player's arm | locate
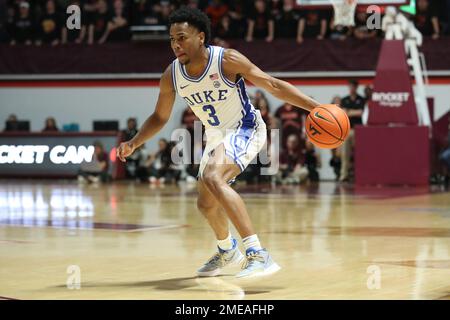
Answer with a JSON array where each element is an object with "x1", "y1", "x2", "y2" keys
[
  {"x1": 222, "y1": 49, "x2": 320, "y2": 113},
  {"x1": 117, "y1": 65, "x2": 175, "y2": 162}
]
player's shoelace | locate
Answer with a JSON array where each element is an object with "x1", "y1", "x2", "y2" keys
[{"x1": 244, "y1": 251, "x2": 265, "y2": 268}]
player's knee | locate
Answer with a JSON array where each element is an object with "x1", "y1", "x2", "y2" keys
[{"x1": 202, "y1": 169, "x2": 223, "y2": 191}]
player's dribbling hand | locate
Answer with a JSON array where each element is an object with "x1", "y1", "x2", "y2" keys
[{"x1": 116, "y1": 141, "x2": 135, "y2": 162}]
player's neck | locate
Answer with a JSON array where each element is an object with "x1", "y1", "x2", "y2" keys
[{"x1": 184, "y1": 46, "x2": 210, "y2": 78}]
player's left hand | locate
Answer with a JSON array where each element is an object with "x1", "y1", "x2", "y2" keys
[{"x1": 116, "y1": 141, "x2": 135, "y2": 162}]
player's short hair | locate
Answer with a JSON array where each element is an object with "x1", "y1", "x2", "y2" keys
[
  {"x1": 168, "y1": 6, "x2": 211, "y2": 46},
  {"x1": 349, "y1": 79, "x2": 359, "y2": 87}
]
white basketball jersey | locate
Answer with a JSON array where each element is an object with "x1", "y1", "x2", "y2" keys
[{"x1": 171, "y1": 45, "x2": 258, "y2": 131}]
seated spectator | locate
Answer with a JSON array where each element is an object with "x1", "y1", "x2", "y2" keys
[
  {"x1": 78, "y1": 140, "x2": 109, "y2": 183},
  {"x1": 10, "y1": 1, "x2": 35, "y2": 45},
  {"x1": 297, "y1": 8, "x2": 328, "y2": 43},
  {"x1": 415, "y1": 0, "x2": 440, "y2": 38},
  {"x1": 42, "y1": 117, "x2": 59, "y2": 131},
  {"x1": 274, "y1": 102, "x2": 307, "y2": 148},
  {"x1": 122, "y1": 117, "x2": 138, "y2": 141},
  {"x1": 36, "y1": 0, "x2": 63, "y2": 46},
  {"x1": 275, "y1": 0, "x2": 300, "y2": 39},
  {"x1": 246, "y1": 0, "x2": 274, "y2": 42},
  {"x1": 275, "y1": 134, "x2": 308, "y2": 185},
  {"x1": 4, "y1": 114, "x2": 19, "y2": 131},
  {"x1": 98, "y1": 0, "x2": 129, "y2": 43},
  {"x1": 145, "y1": 138, "x2": 180, "y2": 184},
  {"x1": 122, "y1": 118, "x2": 141, "y2": 178},
  {"x1": 304, "y1": 140, "x2": 320, "y2": 182}
]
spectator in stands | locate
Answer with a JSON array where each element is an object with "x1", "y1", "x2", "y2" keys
[
  {"x1": 339, "y1": 79, "x2": 366, "y2": 182},
  {"x1": 62, "y1": 0, "x2": 86, "y2": 44},
  {"x1": 42, "y1": 117, "x2": 59, "y2": 131},
  {"x1": 36, "y1": 0, "x2": 63, "y2": 46},
  {"x1": 1, "y1": 2, "x2": 14, "y2": 43},
  {"x1": 214, "y1": 14, "x2": 240, "y2": 45},
  {"x1": 276, "y1": 134, "x2": 308, "y2": 184},
  {"x1": 78, "y1": 140, "x2": 109, "y2": 183},
  {"x1": 122, "y1": 117, "x2": 140, "y2": 178},
  {"x1": 274, "y1": 102, "x2": 307, "y2": 148},
  {"x1": 353, "y1": 7, "x2": 377, "y2": 39},
  {"x1": 122, "y1": 117, "x2": 138, "y2": 141},
  {"x1": 145, "y1": 138, "x2": 179, "y2": 184},
  {"x1": 180, "y1": 106, "x2": 200, "y2": 174},
  {"x1": 445, "y1": 0, "x2": 450, "y2": 35},
  {"x1": 415, "y1": 0, "x2": 440, "y2": 38},
  {"x1": 246, "y1": 0, "x2": 274, "y2": 42},
  {"x1": 275, "y1": 0, "x2": 300, "y2": 39},
  {"x1": 297, "y1": 7, "x2": 328, "y2": 43},
  {"x1": 226, "y1": 0, "x2": 247, "y2": 38},
  {"x1": 206, "y1": 0, "x2": 228, "y2": 36},
  {"x1": 10, "y1": 1, "x2": 34, "y2": 45},
  {"x1": 4, "y1": 114, "x2": 19, "y2": 131},
  {"x1": 255, "y1": 96, "x2": 274, "y2": 131},
  {"x1": 156, "y1": 1, "x2": 172, "y2": 26},
  {"x1": 328, "y1": 8, "x2": 352, "y2": 41},
  {"x1": 87, "y1": 0, "x2": 110, "y2": 45},
  {"x1": 131, "y1": 0, "x2": 152, "y2": 25},
  {"x1": 98, "y1": 0, "x2": 129, "y2": 43},
  {"x1": 304, "y1": 140, "x2": 320, "y2": 182}
]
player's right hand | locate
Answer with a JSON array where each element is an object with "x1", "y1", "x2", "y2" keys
[{"x1": 116, "y1": 141, "x2": 135, "y2": 162}]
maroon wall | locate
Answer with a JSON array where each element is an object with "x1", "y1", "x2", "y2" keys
[{"x1": 355, "y1": 126, "x2": 430, "y2": 186}]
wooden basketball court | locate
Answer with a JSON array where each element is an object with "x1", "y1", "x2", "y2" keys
[{"x1": 0, "y1": 180, "x2": 449, "y2": 300}]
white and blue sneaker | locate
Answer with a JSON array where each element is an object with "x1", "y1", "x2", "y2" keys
[
  {"x1": 197, "y1": 238, "x2": 245, "y2": 277},
  {"x1": 236, "y1": 248, "x2": 281, "y2": 278}
]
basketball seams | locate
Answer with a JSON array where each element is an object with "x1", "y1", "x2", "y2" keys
[
  {"x1": 316, "y1": 106, "x2": 343, "y2": 139},
  {"x1": 308, "y1": 115, "x2": 343, "y2": 142},
  {"x1": 305, "y1": 127, "x2": 342, "y2": 148}
]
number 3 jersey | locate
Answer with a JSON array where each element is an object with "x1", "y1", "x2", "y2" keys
[
  {"x1": 171, "y1": 45, "x2": 260, "y2": 131},
  {"x1": 171, "y1": 45, "x2": 267, "y2": 173}
]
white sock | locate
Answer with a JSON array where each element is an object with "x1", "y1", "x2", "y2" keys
[
  {"x1": 242, "y1": 234, "x2": 262, "y2": 252},
  {"x1": 217, "y1": 232, "x2": 234, "y2": 251}
]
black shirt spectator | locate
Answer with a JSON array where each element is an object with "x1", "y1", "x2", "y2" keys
[
  {"x1": 38, "y1": 0, "x2": 63, "y2": 45},
  {"x1": 246, "y1": 0, "x2": 274, "y2": 42},
  {"x1": 275, "y1": 0, "x2": 300, "y2": 38},
  {"x1": 415, "y1": 0, "x2": 440, "y2": 37},
  {"x1": 298, "y1": 9, "x2": 328, "y2": 41},
  {"x1": 10, "y1": 1, "x2": 35, "y2": 45},
  {"x1": 341, "y1": 80, "x2": 366, "y2": 128},
  {"x1": 87, "y1": 0, "x2": 111, "y2": 44},
  {"x1": 122, "y1": 118, "x2": 138, "y2": 141}
]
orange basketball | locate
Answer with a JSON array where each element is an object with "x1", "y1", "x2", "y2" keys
[{"x1": 305, "y1": 104, "x2": 350, "y2": 149}]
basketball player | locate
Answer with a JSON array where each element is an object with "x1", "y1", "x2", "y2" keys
[{"x1": 116, "y1": 7, "x2": 320, "y2": 278}]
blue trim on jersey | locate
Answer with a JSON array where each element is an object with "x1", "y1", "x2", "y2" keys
[
  {"x1": 218, "y1": 48, "x2": 235, "y2": 88},
  {"x1": 223, "y1": 78, "x2": 261, "y2": 170},
  {"x1": 171, "y1": 61, "x2": 178, "y2": 95},
  {"x1": 179, "y1": 46, "x2": 214, "y2": 82}
]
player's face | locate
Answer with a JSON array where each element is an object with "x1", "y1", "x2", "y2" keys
[{"x1": 170, "y1": 22, "x2": 205, "y2": 65}]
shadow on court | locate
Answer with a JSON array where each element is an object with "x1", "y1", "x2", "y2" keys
[{"x1": 51, "y1": 275, "x2": 283, "y2": 297}]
